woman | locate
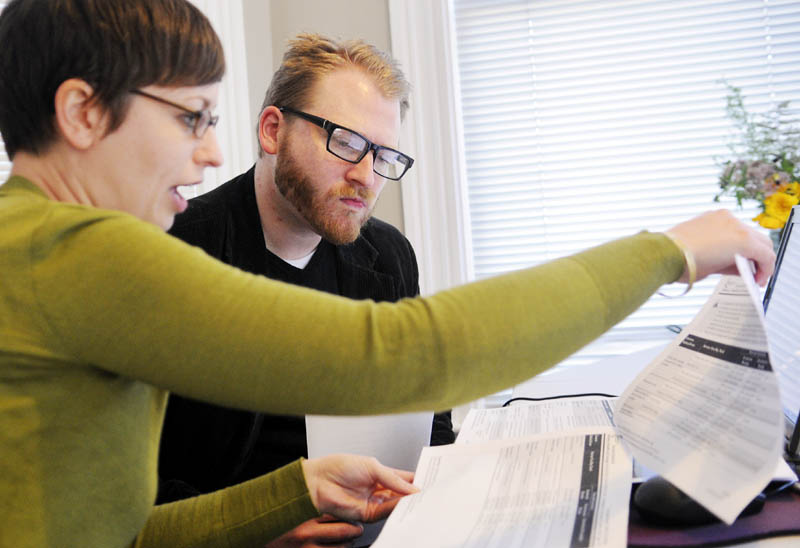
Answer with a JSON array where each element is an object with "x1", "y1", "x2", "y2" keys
[{"x1": 0, "y1": 1, "x2": 775, "y2": 547}]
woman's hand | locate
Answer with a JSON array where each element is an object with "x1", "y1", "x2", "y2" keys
[
  {"x1": 665, "y1": 209, "x2": 776, "y2": 286},
  {"x1": 301, "y1": 454, "x2": 418, "y2": 524}
]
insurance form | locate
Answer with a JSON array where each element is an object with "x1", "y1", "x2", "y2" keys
[
  {"x1": 372, "y1": 429, "x2": 631, "y2": 548},
  {"x1": 615, "y1": 257, "x2": 784, "y2": 524},
  {"x1": 457, "y1": 399, "x2": 615, "y2": 444}
]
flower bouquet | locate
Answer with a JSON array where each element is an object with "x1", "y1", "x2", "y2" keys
[{"x1": 714, "y1": 83, "x2": 800, "y2": 232}]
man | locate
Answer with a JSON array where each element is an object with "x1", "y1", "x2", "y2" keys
[{"x1": 157, "y1": 33, "x2": 454, "y2": 547}]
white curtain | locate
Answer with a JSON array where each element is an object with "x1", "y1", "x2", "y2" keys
[{"x1": 186, "y1": 0, "x2": 255, "y2": 196}]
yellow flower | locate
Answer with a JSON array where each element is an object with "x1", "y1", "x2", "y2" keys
[
  {"x1": 765, "y1": 191, "x2": 799, "y2": 216},
  {"x1": 754, "y1": 191, "x2": 800, "y2": 228},
  {"x1": 753, "y1": 212, "x2": 784, "y2": 229},
  {"x1": 778, "y1": 181, "x2": 800, "y2": 196}
]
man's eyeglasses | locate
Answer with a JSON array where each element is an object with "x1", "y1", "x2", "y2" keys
[
  {"x1": 279, "y1": 107, "x2": 414, "y2": 181},
  {"x1": 130, "y1": 89, "x2": 219, "y2": 138}
]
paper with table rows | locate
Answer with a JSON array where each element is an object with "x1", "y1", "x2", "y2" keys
[
  {"x1": 615, "y1": 257, "x2": 784, "y2": 525},
  {"x1": 456, "y1": 398, "x2": 659, "y2": 481},
  {"x1": 372, "y1": 429, "x2": 631, "y2": 548}
]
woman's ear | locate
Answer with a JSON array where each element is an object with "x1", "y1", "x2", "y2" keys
[
  {"x1": 257, "y1": 106, "x2": 282, "y2": 156},
  {"x1": 53, "y1": 78, "x2": 108, "y2": 150}
]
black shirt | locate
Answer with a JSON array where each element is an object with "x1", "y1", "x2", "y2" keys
[{"x1": 157, "y1": 166, "x2": 454, "y2": 503}]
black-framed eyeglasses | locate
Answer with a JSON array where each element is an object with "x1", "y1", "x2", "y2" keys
[
  {"x1": 130, "y1": 89, "x2": 219, "y2": 138},
  {"x1": 279, "y1": 107, "x2": 414, "y2": 181}
]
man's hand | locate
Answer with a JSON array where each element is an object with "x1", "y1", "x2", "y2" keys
[
  {"x1": 264, "y1": 515, "x2": 363, "y2": 548},
  {"x1": 301, "y1": 454, "x2": 417, "y2": 523}
]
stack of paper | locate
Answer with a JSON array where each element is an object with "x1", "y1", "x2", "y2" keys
[{"x1": 372, "y1": 257, "x2": 787, "y2": 545}]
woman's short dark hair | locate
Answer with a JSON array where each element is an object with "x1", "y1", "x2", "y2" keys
[{"x1": 0, "y1": 0, "x2": 225, "y2": 159}]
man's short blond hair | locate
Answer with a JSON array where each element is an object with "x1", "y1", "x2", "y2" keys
[{"x1": 262, "y1": 33, "x2": 410, "y2": 121}]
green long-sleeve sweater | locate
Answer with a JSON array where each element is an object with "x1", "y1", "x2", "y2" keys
[{"x1": 0, "y1": 176, "x2": 683, "y2": 547}]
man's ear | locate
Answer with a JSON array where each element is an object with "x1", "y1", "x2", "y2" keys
[
  {"x1": 257, "y1": 106, "x2": 282, "y2": 155},
  {"x1": 53, "y1": 78, "x2": 108, "y2": 150}
]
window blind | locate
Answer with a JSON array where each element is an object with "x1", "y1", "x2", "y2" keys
[
  {"x1": 0, "y1": 1, "x2": 8, "y2": 183},
  {"x1": 452, "y1": 0, "x2": 800, "y2": 368}
]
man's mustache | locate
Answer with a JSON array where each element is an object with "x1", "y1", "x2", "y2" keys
[{"x1": 336, "y1": 187, "x2": 374, "y2": 203}]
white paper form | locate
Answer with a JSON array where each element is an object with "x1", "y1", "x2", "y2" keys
[
  {"x1": 457, "y1": 399, "x2": 615, "y2": 444},
  {"x1": 615, "y1": 258, "x2": 783, "y2": 524},
  {"x1": 456, "y1": 399, "x2": 665, "y2": 481},
  {"x1": 372, "y1": 429, "x2": 631, "y2": 548}
]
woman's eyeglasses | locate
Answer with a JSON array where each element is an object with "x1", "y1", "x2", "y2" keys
[{"x1": 130, "y1": 89, "x2": 219, "y2": 138}]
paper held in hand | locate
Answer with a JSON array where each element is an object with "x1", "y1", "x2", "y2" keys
[
  {"x1": 372, "y1": 428, "x2": 632, "y2": 548},
  {"x1": 614, "y1": 255, "x2": 784, "y2": 525},
  {"x1": 372, "y1": 256, "x2": 785, "y2": 546}
]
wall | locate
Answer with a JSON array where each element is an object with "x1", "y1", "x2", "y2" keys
[{"x1": 241, "y1": 0, "x2": 405, "y2": 232}]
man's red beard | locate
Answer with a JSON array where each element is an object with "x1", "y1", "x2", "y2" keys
[{"x1": 273, "y1": 142, "x2": 376, "y2": 245}]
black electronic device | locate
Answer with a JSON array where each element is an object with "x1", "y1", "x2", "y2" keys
[
  {"x1": 632, "y1": 476, "x2": 766, "y2": 527},
  {"x1": 762, "y1": 205, "x2": 800, "y2": 464}
]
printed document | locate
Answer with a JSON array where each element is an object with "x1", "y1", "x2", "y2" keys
[
  {"x1": 456, "y1": 388, "x2": 795, "y2": 483},
  {"x1": 456, "y1": 399, "x2": 659, "y2": 481},
  {"x1": 615, "y1": 257, "x2": 784, "y2": 524},
  {"x1": 372, "y1": 429, "x2": 631, "y2": 548},
  {"x1": 456, "y1": 398, "x2": 615, "y2": 445}
]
